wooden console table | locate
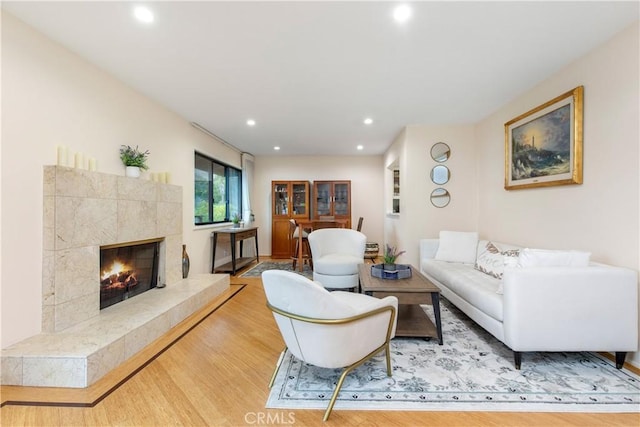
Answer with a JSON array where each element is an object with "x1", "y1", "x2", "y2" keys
[{"x1": 211, "y1": 227, "x2": 259, "y2": 275}]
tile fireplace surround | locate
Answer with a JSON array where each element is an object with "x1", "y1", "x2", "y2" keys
[{"x1": 1, "y1": 166, "x2": 229, "y2": 388}]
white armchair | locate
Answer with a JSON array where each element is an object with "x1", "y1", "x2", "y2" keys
[
  {"x1": 262, "y1": 270, "x2": 397, "y2": 421},
  {"x1": 308, "y1": 228, "x2": 366, "y2": 290}
]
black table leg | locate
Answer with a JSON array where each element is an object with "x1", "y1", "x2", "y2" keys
[
  {"x1": 255, "y1": 235, "x2": 260, "y2": 263},
  {"x1": 211, "y1": 233, "x2": 218, "y2": 273},
  {"x1": 230, "y1": 234, "x2": 237, "y2": 275},
  {"x1": 431, "y1": 293, "x2": 443, "y2": 345}
]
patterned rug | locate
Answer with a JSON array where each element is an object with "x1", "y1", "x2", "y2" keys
[
  {"x1": 240, "y1": 261, "x2": 314, "y2": 280},
  {"x1": 266, "y1": 299, "x2": 640, "y2": 412}
]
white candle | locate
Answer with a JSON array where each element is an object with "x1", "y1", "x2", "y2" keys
[
  {"x1": 159, "y1": 172, "x2": 167, "y2": 183},
  {"x1": 74, "y1": 152, "x2": 84, "y2": 169},
  {"x1": 56, "y1": 145, "x2": 67, "y2": 166},
  {"x1": 165, "y1": 172, "x2": 171, "y2": 184},
  {"x1": 88, "y1": 158, "x2": 96, "y2": 171},
  {"x1": 150, "y1": 172, "x2": 157, "y2": 182}
]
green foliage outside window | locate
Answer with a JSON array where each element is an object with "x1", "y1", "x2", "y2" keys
[{"x1": 194, "y1": 152, "x2": 241, "y2": 225}]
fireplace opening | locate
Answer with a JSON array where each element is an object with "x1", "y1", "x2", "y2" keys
[{"x1": 99, "y1": 239, "x2": 161, "y2": 310}]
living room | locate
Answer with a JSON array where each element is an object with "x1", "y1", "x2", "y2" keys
[{"x1": 1, "y1": 1, "x2": 639, "y2": 417}]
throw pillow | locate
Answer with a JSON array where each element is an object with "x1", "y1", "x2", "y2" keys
[
  {"x1": 496, "y1": 248, "x2": 520, "y2": 295},
  {"x1": 435, "y1": 231, "x2": 478, "y2": 264},
  {"x1": 475, "y1": 241, "x2": 520, "y2": 279},
  {"x1": 517, "y1": 248, "x2": 591, "y2": 268}
]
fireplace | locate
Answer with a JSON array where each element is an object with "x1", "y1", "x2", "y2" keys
[
  {"x1": 0, "y1": 166, "x2": 232, "y2": 389},
  {"x1": 100, "y1": 239, "x2": 161, "y2": 309}
]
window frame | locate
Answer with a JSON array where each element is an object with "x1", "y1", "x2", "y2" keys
[{"x1": 194, "y1": 151, "x2": 242, "y2": 226}]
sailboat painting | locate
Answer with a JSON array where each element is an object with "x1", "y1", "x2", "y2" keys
[{"x1": 504, "y1": 86, "x2": 583, "y2": 190}]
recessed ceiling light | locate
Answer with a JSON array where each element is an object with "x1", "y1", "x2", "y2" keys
[
  {"x1": 133, "y1": 6, "x2": 154, "y2": 24},
  {"x1": 246, "y1": 119, "x2": 256, "y2": 126},
  {"x1": 357, "y1": 145, "x2": 364, "y2": 151},
  {"x1": 393, "y1": 4, "x2": 412, "y2": 23},
  {"x1": 274, "y1": 146, "x2": 280, "y2": 151},
  {"x1": 363, "y1": 118, "x2": 373, "y2": 125}
]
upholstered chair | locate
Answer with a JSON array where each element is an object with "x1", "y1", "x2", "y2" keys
[
  {"x1": 308, "y1": 228, "x2": 367, "y2": 290},
  {"x1": 262, "y1": 270, "x2": 397, "y2": 421}
]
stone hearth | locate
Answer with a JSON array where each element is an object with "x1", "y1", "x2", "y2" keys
[
  {"x1": 0, "y1": 166, "x2": 229, "y2": 387},
  {"x1": 1, "y1": 274, "x2": 228, "y2": 387}
]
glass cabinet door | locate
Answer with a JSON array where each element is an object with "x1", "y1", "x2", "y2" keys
[
  {"x1": 315, "y1": 182, "x2": 331, "y2": 216},
  {"x1": 334, "y1": 182, "x2": 349, "y2": 216},
  {"x1": 273, "y1": 183, "x2": 289, "y2": 216},
  {"x1": 291, "y1": 183, "x2": 308, "y2": 216}
]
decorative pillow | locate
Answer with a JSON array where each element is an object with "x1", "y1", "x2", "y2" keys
[
  {"x1": 475, "y1": 241, "x2": 520, "y2": 279},
  {"x1": 435, "y1": 231, "x2": 478, "y2": 264},
  {"x1": 517, "y1": 248, "x2": 591, "y2": 268}
]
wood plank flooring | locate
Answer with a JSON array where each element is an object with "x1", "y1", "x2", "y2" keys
[{"x1": 1, "y1": 264, "x2": 639, "y2": 426}]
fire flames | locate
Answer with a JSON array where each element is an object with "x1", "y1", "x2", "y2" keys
[{"x1": 101, "y1": 260, "x2": 138, "y2": 290}]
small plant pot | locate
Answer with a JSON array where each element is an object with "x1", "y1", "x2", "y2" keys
[
  {"x1": 125, "y1": 166, "x2": 141, "y2": 178},
  {"x1": 233, "y1": 222, "x2": 241, "y2": 228},
  {"x1": 383, "y1": 263, "x2": 397, "y2": 272}
]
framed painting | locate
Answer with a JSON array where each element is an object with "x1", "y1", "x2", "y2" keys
[{"x1": 504, "y1": 86, "x2": 583, "y2": 190}]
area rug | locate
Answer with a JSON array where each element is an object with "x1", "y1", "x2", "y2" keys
[
  {"x1": 240, "y1": 261, "x2": 313, "y2": 280},
  {"x1": 266, "y1": 299, "x2": 640, "y2": 413}
]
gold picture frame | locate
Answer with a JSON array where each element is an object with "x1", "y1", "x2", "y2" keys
[{"x1": 504, "y1": 86, "x2": 583, "y2": 190}]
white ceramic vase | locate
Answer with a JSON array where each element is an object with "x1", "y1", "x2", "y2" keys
[{"x1": 125, "y1": 166, "x2": 141, "y2": 178}]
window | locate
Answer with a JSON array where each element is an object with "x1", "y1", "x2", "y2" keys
[{"x1": 194, "y1": 152, "x2": 242, "y2": 225}]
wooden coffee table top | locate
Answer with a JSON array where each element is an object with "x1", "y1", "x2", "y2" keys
[{"x1": 358, "y1": 264, "x2": 440, "y2": 294}]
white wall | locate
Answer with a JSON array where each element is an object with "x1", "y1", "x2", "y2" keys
[
  {"x1": 253, "y1": 156, "x2": 384, "y2": 255},
  {"x1": 476, "y1": 23, "x2": 639, "y2": 264},
  {"x1": 475, "y1": 22, "x2": 639, "y2": 365},
  {"x1": 384, "y1": 125, "x2": 478, "y2": 267},
  {"x1": 1, "y1": 12, "x2": 239, "y2": 348}
]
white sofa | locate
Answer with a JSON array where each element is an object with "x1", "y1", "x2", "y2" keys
[{"x1": 419, "y1": 232, "x2": 638, "y2": 369}]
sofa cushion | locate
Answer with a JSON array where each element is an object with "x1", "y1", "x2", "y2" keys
[
  {"x1": 475, "y1": 241, "x2": 521, "y2": 279},
  {"x1": 517, "y1": 248, "x2": 591, "y2": 267},
  {"x1": 435, "y1": 231, "x2": 478, "y2": 264},
  {"x1": 422, "y1": 259, "x2": 503, "y2": 322}
]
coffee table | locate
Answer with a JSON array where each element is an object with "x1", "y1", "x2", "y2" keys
[{"x1": 358, "y1": 264, "x2": 443, "y2": 344}]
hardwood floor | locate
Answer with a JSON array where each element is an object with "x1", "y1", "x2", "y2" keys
[{"x1": 1, "y1": 264, "x2": 639, "y2": 426}]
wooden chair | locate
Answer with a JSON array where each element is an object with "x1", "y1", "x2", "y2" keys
[
  {"x1": 289, "y1": 219, "x2": 312, "y2": 269},
  {"x1": 310, "y1": 221, "x2": 337, "y2": 230}
]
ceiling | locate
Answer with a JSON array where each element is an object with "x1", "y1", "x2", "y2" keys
[{"x1": 3, "y1": 1, "x2": 638, "y2": 156}]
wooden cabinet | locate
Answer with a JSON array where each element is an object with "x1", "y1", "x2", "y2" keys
[
  {"x1": 313, "y1": 180, "x2": 351, "y2": 228},
  {"x1": 271, "y1": 181, "x2": 310, "y2": 258}
]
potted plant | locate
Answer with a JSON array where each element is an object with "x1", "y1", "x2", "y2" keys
[
  {"x1": 383, "y1": 244, "x2": 406, "y2": 271},
  {"x1": 119, "y1": 145, "x2": 150, "y2": 178},
  {"x1": 231, "y1": 213, "x2": 242, "y2": 228}
]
